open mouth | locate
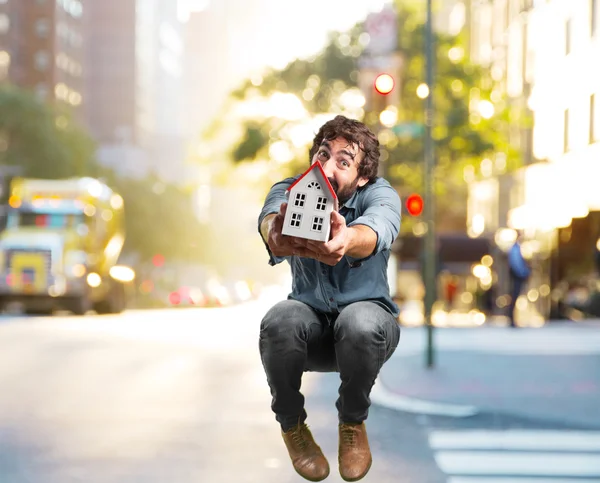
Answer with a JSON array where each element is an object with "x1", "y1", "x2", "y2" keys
[{"x1": 328, "y1": 178, "x2": 339, "y2": 193}]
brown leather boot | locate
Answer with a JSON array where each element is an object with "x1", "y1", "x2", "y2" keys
[
  {"x1": 282, "y1": 423, "x2": 330, "y2": 481},
  {"x1": 338, "y1": 422, "x2": 372, "y2": 482}
]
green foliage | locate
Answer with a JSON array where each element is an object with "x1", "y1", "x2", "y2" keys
[
  {"x1": 228, "y1": 26, "x2": 366, "y2": 177},
  {"x1": 0, "y1": 85, "x2": 206, "y2": 264},
  {"x1": 0, "y1": 85, "x2": 96, "y2": 178},
  {"x1": 99, "y1": 171, "x2": 209, "y2": 264},
  {"x1": 233, "y1": 123, "x2": 269, "y2": 162},
  {"x1": 210, "y1": 6, "x2": 526, "y2": 232},
  {"x1": 376, "y1": 5, "x2": 526, "y2": 229}
]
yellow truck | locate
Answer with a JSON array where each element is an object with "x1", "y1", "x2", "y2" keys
[{"x1": 0, "y1": 177, "x2": 135, "y2": 315}]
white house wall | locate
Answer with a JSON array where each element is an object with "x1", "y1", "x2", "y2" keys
[{"x1": 282, "y1": 169, "x2": 335, "y2": 242}]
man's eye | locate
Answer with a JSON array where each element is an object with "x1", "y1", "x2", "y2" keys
[{"x1": 318, "y1": 151, "x2": 328, "y2": 159}]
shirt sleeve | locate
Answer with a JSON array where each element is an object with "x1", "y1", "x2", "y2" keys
[
  {"x1": 346, "y1": 181, "x2": 401, "y2": 263},
  {"x1": 257, "y1": 177, "x2": 296, "y2": 266}
]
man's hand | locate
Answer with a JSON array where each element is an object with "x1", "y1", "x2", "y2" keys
[
  {"x1": 263, "y1": 204, "x2": 373, "y2": 266},
  {"x1": 297, "y1": 211, "x2": 350, "y2": 266},
  {"x1": 263, "y1": 203, "x2": 318, "y2": 259}
]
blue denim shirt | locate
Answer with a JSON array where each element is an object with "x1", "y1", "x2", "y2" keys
[{"x1": 258, "y1": 176, "x2": 401, "y2": 317}]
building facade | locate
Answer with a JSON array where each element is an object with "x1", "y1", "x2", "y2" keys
[
  {"x1": 0, "y1": 0, "x2": 85, "y2": 115},
  {"x1": 467, "y1": 0, "x2": 600, "y2": 320},
  {"x1": 85, "y1": 0, "x2": 188, "y2": 183}
]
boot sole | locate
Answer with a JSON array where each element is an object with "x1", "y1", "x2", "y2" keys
[
  {"x1": 293, "y1": 466, "x2": 330, "y2": 482},
  {"x1": 339, "y1": 457, "x2": 372, "y2": 482}
]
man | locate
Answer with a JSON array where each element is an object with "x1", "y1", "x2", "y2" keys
[
  {"x1": 258, "y1": 115, "x2": 401, "y2": 482},
  {"x1": 507, "y1": 232, "x2": 531, "y2": 327}
]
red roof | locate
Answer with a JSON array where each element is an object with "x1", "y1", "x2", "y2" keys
[{"x1": 286, "y1": 161, "x2": 338, "y2": 201}]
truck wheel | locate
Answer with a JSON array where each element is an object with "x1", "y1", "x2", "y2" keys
[
  {"x1": 24, "y1": 308, "x2": 53, "y2": 316},
  {"x1": 95, "y1": 281, "x2": 126, "y2": 314},
  {"x1": 69, "y1": 296, "x2": 91, "y2": 316}
]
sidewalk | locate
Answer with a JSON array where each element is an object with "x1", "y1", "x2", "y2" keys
[{"x1": 377, "y1": 323, "x2": 600, "y2": 428}]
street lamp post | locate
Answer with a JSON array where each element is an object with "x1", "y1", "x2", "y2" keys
[{"x1": 424, "y1": 0, "x2": 436, "y2": 368}]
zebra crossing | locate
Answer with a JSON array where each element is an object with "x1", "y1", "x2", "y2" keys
[{"x1": 429, "y1": 429, "x2": 600, "y2": 482}]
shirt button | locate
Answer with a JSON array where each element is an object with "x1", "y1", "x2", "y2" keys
[
  {"x1": 329, "y1": 297, "x2": 334, "y2": 302},
  {"x1": 322, "y1": 269, "x2": 327, "y2": 274}
]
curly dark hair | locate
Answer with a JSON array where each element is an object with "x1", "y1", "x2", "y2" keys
[{"x1": 308, "y1": 115, "x2": 380, "y2": 183}]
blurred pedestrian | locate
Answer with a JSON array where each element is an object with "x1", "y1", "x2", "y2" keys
[
  {"x1": 507, "y1": 232, "x2": 531, "y2": 327},
  {"x1": 258, "y1": 115, "x2": 401, "y2": 482},
  {"x1": 444, "y1": 273, "x2": 458, "y2": 310}
]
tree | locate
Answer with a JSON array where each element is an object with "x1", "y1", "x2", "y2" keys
[
  {"x1": 203, "y1": 4, "x2": 525, "y2": 233},
  {"x1": 98, "y1": 171, "x2": 210, "y2": 264},
  {"x1": 0, "y1": 85, "x2": 96, "y2": 178},
  {"x1": 0, "y1": 85, "x2": 208, "y2": 265},
  {"x1": 379, "y1": 5, "x2": 525, "y2": 231}
]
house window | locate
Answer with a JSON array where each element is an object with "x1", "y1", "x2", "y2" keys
[
  {"x1": 290, "y1": 212, "x2": 302, "y2": 228},
  {"x1": 293, "y1": 192, "x2": 306, "y2": 207},
  {"x1": 311, "y1": 216, "x2": 324, "y2": 232},
  {"x1": 316, "y1": 196, "x2": 327, "y2": 211},
  {"x1": 307, "y1": 181, "x2": 321, "y2": 190}
]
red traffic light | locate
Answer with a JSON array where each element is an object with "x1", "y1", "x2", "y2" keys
[
  {"x1": 406, "y1": 194, "x2": 424, "y2": 216},
  {"x1": 152, "y1": 253, "x2": 165, "y2": 267},
  {"x1": 374, "y1": 73, "x2": 395, "y2": 95}
]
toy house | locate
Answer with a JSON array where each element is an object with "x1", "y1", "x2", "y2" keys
[{"x1": 282, "y1": 161, "x2": 338, "y2": 242}]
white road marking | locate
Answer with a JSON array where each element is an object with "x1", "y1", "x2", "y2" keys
[
  {"x1": 429, "y1": 430, "x2": 600, "y2": 482},
  {"x1": 448, "y1": 478, "x2": 596, "y2": 483},
  {"x1": 435, "y1": 451, "x2": 600, "y2": 477},
  {"x1": 430, "y1": 430, "x2": 600, "y2": 451}
]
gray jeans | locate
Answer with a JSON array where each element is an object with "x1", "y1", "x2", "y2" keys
[{"x1": 259, "y1": 299, "x2": 401, "y2": 431}]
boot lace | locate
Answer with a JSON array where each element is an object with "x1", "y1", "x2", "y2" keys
[
  {"x1": 290, "y1": 424, "x2": 310, "y2": 450},
  {"x1": 340, "y1": 424, "x2": 360, "y2": 448}
]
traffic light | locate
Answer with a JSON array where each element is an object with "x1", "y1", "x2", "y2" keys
[
  {"x1": 152, "y1": 253, "x2": 165, "y2": 267},
  {"x1": 406, "y1": 193, "x2": 424, "y2": 216},
  {"x1": 374, "y1": 73, "x2": 395, "y2": 95}
]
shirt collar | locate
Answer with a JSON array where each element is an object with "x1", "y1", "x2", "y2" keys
[{"x1": 339, "y1": 189, "x2": 360, "y2": 210}]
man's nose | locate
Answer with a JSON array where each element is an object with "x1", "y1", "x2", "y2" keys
[{"x1": 322, "y1": 162, "x2": 335, "y2": 178}]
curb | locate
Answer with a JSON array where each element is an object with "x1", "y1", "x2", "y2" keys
[{"x1": 371, "y1": 376, "x2": 479, "y2": 418}]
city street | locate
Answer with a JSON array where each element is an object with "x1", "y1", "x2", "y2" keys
[{"x1": 1, "y1": 296, "x2": 600, "y2": 483}]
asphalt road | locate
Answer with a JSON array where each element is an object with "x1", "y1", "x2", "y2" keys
[{"x1": 0, "y1": 299, "x2": 598, "y2": 483}]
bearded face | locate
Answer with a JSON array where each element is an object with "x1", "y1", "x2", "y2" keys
[{"x1": 312, "y1": 137, "x2": 369, "y2": 205}]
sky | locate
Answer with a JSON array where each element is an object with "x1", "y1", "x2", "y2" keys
[
  {"x1": 180, "y1": 0, "x2": 392, "y2": 73},
  {"x1": 180, "y1": 0, "x2": 394, "y2": 134}
]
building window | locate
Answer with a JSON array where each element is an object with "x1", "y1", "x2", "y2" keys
[
  {"x1": 565, "y1": 19, "x2": 572, "y2": 55},
  {"x1": 592, "y1": 0, "x2": 598, "y2": 37},
  {"x1": 564, "y1": 108, "x2": 570, "y2": 153},
  {"x1": 307, "y1": 181, "x2": 321, "y2": 190},
  {"x1": 316, "y1": 196, "x2": 327, "y2": 211},
  {"x1": 293, "y1": 192, "x2": 306, "y2": 208},
  {"x1": 35, "y1": 83, "x2": 49, "y2": 100},
  {"x1": 592, "y1": 94, "x2": 598, "y2": 143},
  {"x1": 35, "y1": 19, "x2": 50, "y2": 38},
  {"x1": 34, "y1": 50, "x2": 50, "y2": 71},
  {"x1": 521, "y1": 21, "x2": 528, "y2": 87},
  {"x1": 0, "y1": 13, "x2": 9, "y2": 35},
  {"x1": 0, "y1": 50, "x2": 9, "y2": 81},
  {"x1": 311, "y1": 216, "x2": 324, "y2": 232},
  {"x1": 290, "y1": 212, "x2": 302, "y2": 228}
]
